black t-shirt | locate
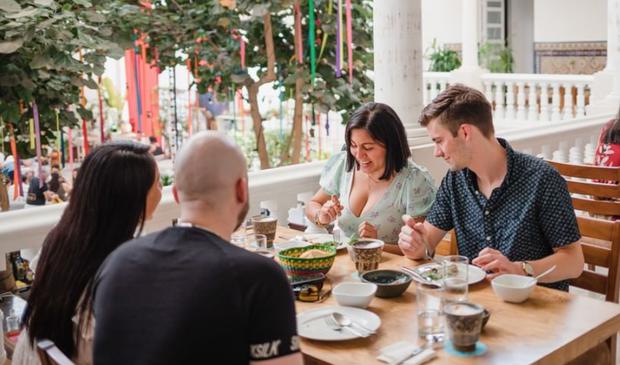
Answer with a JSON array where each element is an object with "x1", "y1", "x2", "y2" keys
[
  {"x1": 26, "y1": 177, "x2": 47, "y2": 205},
  {"x1": 93, "y1": 227, "x2": 299, "y2": 365}
]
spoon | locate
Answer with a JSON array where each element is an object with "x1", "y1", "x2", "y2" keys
[
  {"x1": 534, "y1": 265, "x2": 556, "y2": 281},
  {"x1": 332, "y1": 312, "x2": 375, "y2": 335}
]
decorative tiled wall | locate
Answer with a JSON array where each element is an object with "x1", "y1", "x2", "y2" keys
[{"x1": 534, "y1": 41, "x2": 606, "y2": 75}]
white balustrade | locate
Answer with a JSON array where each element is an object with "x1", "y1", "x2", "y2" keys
[
  {"x1": 423, "y1": 72, "x2": 451, "y2": 104},
  {"x1": 473, "y1": 73, "x2": 593, "y2": 123}
]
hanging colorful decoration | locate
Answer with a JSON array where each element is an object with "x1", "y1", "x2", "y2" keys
[
  {"x1": 308, "y1": 0, "x2": 316, "y2": 84},
  {"x1": 8, "y1": 124, "x2": 23, "y2": 200},
  {"x1": 68, "y1": 128, "x2": 74, "y2": 167},
  {"x1": 325, "y1": 110, "x2": 330, "y2": 136},
  {"x1": 28, "y1": 118, "x2": 35, "y2": 150},
  {"x1": 345, "y1": 0, "x2": 353, "y2": 84},
  {"x1": 318, "y1": 0, "x2": 333, "y2": 62},
  {"x1": 336, "y1": 0, "x2": 343, "y2": 77},
  {"x1": 186, "y1": 59, "x2": 193, "y2": 137},
  {"x1": 97, "y1": 76, "x2": 105, "y2": 143},
  {"x1": 294, "y1": 1, "x2": 303, "y2": 64},
  {"x1": 31, "y1": 101, "x2": 43, "y2": 186}
]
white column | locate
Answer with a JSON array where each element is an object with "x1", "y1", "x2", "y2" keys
[
  {"x1": 373, "y1": 0, "x2": 425, "y2": 144},
  {"x1": 588, "y1": 0, "x2": 620, "y2": 113},
  {"x1": 451, "y1": 0, "x2": 485, "y2": 90}
]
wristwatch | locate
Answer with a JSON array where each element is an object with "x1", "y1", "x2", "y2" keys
[{"x1": 521, "y1": 261, "x2": 535, "y2": 277}]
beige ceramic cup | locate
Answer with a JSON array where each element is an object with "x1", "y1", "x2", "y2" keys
[
  {"x1": 348, "y1": 239, "x2": 384, "y2": 273},
  {"x1": 444, "y1": 302, "x2": 484, "y2": 352},
  {"x1": 252, "y1": 216, "x2": 278, "y2": 247}
]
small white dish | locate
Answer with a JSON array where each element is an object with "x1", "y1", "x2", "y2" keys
[
  {"x1": 333, "y1": 282, "x2": 377, "y2": 308},
  {"x1": 297, "y1": 306, "x2": 381, "y2": 341},
  {"x1": 413, "y1": 263, "x2": 486, "y2": 285},
  {"x1": 491, "y1": 274, "x2": 536, "y2": 303}
]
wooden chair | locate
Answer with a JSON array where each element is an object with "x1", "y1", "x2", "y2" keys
[
  {"x1": 435, "y1": 229, "x2": 458, "y2": 256},
  {"x1": 36, "y1": 339, "x2": 75, "y2": 365},
  {"x1": 546, "y1": 160, "x2": 620, "y2": 217}
]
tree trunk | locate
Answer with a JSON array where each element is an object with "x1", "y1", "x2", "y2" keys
[
  {"x1": 247, "y1": 84, "x2": 270, "y2": 169},
  {"x1": 245, "y1": 12, "x2": 277, "y2": 170}
]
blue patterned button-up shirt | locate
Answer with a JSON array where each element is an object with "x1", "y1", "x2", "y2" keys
[{"x1": 426, "y1": 139, "x2": 581, "y2": 290}]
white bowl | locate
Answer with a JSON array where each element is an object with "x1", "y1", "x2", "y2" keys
[
  {"x1": 333, "y1": 282, "x2": 377, "y2": 308},
  {"x1": 491, "y1": 274, "x2": 536, "y2": 303}
]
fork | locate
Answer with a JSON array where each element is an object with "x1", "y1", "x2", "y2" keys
[{"x1": 324, "y1": 316, "x2": 369, "y2": 337}]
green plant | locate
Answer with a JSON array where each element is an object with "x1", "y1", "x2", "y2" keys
[
  {"x1": 426, "y1": 39, "x2": 461, "y2": 72},
  {"x1": 479, "y1": 42, "x2": 514, "y2": 73}
]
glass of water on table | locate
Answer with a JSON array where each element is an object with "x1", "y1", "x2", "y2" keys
[
  {"x1": 416, "y1": 281, "x2": 444, "y2": 343},
  {"x1": 442, "y1": 255, "x2": 469, "y2": 303}
]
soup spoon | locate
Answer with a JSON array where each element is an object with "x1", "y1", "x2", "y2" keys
[{"x1": 534, "y1": 265, "x2": 556, "y2": 281}]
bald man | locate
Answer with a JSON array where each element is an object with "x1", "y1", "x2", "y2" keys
[{"x1": 93, "y1": 132, "x2": 303, "y2": 365}]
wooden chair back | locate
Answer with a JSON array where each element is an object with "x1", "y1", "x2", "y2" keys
[
  {"x1": 546, "y1": 160, "x2": 620, "y2": 216},
  {"x1": 436, "y1": 230, "x2": 458, "y2": 256},
  {"x1": 36, "y1": 339, "x2": 75, "y2": 365},
  {"x1": 571, "y1": 216, "x2": 620, "y2": 302}
]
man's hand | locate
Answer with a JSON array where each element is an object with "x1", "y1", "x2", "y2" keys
[
  {"x1": 358, "y1": 221, "x2": 377, "y2": 239},
  {"x1": 398, "y1": 215, "x2": 428, "y2": 260},
  {"x1": 472, "y1": 248, "x2": 522, "y2": 279},
  {"x1": 318, "y1": 195, "x2": 344, "y2": 225}
]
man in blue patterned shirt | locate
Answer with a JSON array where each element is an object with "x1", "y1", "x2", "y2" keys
[{"x1": 399, "y1": 84, "x2": 584, "y2": 290}]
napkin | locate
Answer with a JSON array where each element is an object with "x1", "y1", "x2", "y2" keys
[{"x1": 377, "y1": 341, "x2": 437, "y2": 365}]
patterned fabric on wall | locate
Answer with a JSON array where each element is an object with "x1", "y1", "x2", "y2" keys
[{"x1": 534, "y1": 41, "x2": 606, "y2": 75}]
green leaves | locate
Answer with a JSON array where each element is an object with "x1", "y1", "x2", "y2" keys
[
  {"x1": 0, "y1": 38, "x2": 23, "y2": 54},
  {"x1": 0, "y1": 0, "x2": 20, "y2": 13}
]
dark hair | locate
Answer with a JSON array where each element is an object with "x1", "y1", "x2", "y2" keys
[
  {"x1": 419, "y1": 83, "x2": 494, "y2": 138},
  {"x1": 603, "y1": 108, "x2": 620, "y2": 144},
  {"x1": 48, "y1": 172, "x2": 60, "y2": 193},
  {"x1": 344, "y1": 102, "x2": 411, "y2": 180},
  {"x1": 23, "y1": 141, "x2": 157, "y2": 357},
  {"x1": 149, "y1": 136, "x2": 157, "y2": 143}
]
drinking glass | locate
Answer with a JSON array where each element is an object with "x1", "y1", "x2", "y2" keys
[
  {"x1": 247, "y1": 233, "x2": 268, "y2": 251},
  {"x1": 442, "y1": 255, "x2": 469, "y2": 303},
  {"x1": 230, "y1": 233, "x2": 246, "y2": 248},
  {"x1": 416, "y1": 282, "x2": 444, "y2": 343}
]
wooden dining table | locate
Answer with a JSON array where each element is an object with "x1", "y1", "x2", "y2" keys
[{"x1": 276, "y1": 227, "x2": 620, "y2": 365}]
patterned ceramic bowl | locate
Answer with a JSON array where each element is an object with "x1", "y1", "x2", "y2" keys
[{"x1": 277, "y1": 244, "x2": 337, "y2": 281}]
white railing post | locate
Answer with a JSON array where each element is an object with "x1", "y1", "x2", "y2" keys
[
  {"x1": 494, "y1": 81, "x2": 505, "y2": 120},
  {"x1": 516, "y1": 82, "x2": 526, "y2": 120},
  {"x1": 423, "y1": 80, "x2": 429, "y2": 105},
  {"x1": 569, "y1": 137, "x2": 585, "y2": 164},
  {"x1": 562, "y1": 84, "x2": 574, "y2": 120},
  {"x1": 527, "y1": 82, "x2": 538, "y2": 122},
  {"x1": 484, "y1": 81, "x2": 493, "y2": 103},
  {"x1": 551, "y1": 83, "x2": 562, "y2": 121},
  {"x1": 541, "y1": 144, "x2": 553, "y2": 160},
  {"x1": 505, "y1": 82, "x2": 515, "y2": 120},
  {"x1": 539, "y1": 82, "x2": 549, "y2": 122},
  {"x1": 576, "y1": 83, "x2": 586, "y2": 117}
]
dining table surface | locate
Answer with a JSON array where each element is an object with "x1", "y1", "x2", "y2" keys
[{"x1": 275, "y1": 226, "x2": 620, "y2": 365}]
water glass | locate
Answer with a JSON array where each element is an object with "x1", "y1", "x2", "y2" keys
[
  {"x1": 230, "y1": 233, "x2": 246, "y2": 248},
  {"x1": 247, "y1": 233, "x2": 268, "y2": 250},
  {"x1": 442, "y1": 255, "x2": 469, "y2": 303},
  {"x1": 416, "y1": 281, "x2": 444, "y2": 343}
]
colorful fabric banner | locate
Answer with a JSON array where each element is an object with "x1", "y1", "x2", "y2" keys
[
  {"x1": 97, "y1": 76, "x2": 105, "y2": 143},
  {"x1": 309, "y1": 0, "x2": 316, "y2": 84},
  {"x1": 345, "y1": 0, "x2": 353, "y2": 84},
  {"x1": 336, "y1": 0, "x2": 343, "y2": 77},
  {"x1": 31, "y1": 102, "x2": 43, "y2": 186},
  {"x1": 8, "y1": 124, "x2": 22, "y2": 199}
]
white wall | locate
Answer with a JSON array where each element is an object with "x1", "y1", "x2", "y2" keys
[
  {"x1": 508, "y1": 0, "x2": 534, "y2": 73},
  {"x1": 534, "y1": 0, "x2": 607, "y2": 42},
  {"x1": 421, "y1": 0, "x2": 462, "y2": 67}
]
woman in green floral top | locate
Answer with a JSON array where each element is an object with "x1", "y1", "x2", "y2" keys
[{"x1": 305, "y1": 103, "x2": 436, "y2": 255}]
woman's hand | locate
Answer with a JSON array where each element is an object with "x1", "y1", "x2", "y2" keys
[
  {"x1": 318, "y1": 195, "x2": 344, "y2": 225},
  {"x1": 358, "y1": 221, "x2": 378, "y2": 239}
]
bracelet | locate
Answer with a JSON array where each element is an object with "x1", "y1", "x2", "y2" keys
[{"x1": 313, "y1": 211, "x2": 326, "y2": 227}]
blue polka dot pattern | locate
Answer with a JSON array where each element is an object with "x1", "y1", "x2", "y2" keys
[{"x1": 426, "y1": 139, "x2": 581, "y2": 291}]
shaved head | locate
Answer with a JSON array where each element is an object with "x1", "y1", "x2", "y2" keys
[{"x1": 174, "y1": 131, "x2": 247, "y2": 207}]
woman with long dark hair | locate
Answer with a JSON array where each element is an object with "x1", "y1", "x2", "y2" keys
[{"x1": 13, "y1": 142, "x2": 162, "y2": 365}]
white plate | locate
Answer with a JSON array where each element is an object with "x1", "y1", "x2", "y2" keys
[
  {"x1": 301, "y1": 233, "x2": 347, "y2": 250},
  {"x1": 297, "y1": 306, "x2": 381, "y2": 341},
  {"x1": 413, "y1": 263, "x2": 486, "y2": 285}
]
